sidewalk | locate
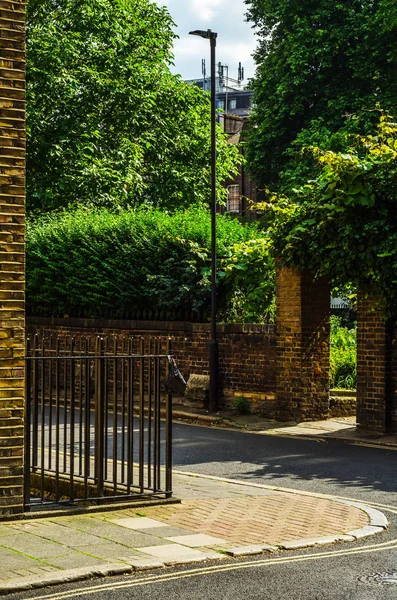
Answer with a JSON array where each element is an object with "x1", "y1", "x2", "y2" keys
[
  {"x1": 0, "y1": 470, "x2": 388, "y2": 594},
  {"x1": 170, "y1": 406, "x2": 397, "y2": 449}
]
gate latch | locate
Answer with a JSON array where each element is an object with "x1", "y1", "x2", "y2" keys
[{"x1": 165, "y1": 357, "x2": 187, "y2": 394}]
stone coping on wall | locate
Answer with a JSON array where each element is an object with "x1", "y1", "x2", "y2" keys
[{"x1": 27, "y1": 317, "x2": 276, "y2": 336}]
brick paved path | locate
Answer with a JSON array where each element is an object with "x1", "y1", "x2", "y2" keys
[
  {"x1": 0, "y1": 471, "x2": 374, "y2": 593},
  {"x1": 144, "y1": 487, "x2": 368, "y2": 545}
]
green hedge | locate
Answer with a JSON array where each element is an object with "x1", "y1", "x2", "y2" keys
[{"x1": 27, "y1": 207, "x2": 276, "y2": 322}]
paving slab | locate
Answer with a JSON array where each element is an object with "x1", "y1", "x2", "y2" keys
[
  {"x1": 137, "y1": 543, "x2": 220, "y2": 565},
  {"x1": 110, "y1": 517, "x2": 170, "y2": 530},
  {"x1": 0, "y1": 470, "x2": 389, "y2": 595},
  {"x1": 165, "y1": 534, "x2": 227, "y2": 547},
  {"x1": 66, "y1": 523, "x2": 170, "y2": 548},
  {"x1": 0, "y1": 548, "x2": 51, "y2": 572},
  {"x1": 44, "y1": 553, "x2": 110, "y2": 570},
  {"x1": 1, "y1": 533, "x2": 72, "y2": 558},
  {"x1": 140, "y1": 525, "x2": 197, "y2": 538},
  {"x1": 37, "y1": 528, "x2": 104, "y2": 548},
  {"x1": 78, "y1": 542, "x2": 147, "y2": 562}
]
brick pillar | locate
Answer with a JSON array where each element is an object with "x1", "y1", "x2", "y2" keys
[
  {"x1": 0, "y1": 1, "x2": 26, "y2": 516},
  {"x1": 390, "y1": 327, "x2": 397, "y2": 434},
  {"x1": 276, "y1": 266, "x2": 330, "y2": 422},
  {"x1": 356, "y1": 291, "x2": 390, "y2": 432}
]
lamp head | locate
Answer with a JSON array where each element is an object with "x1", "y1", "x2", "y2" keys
[{"x1": 189, "y1": 29, "x2": 217, "y2": 40}]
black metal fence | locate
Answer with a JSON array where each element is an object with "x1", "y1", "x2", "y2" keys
[{"x1": 24, "y1": 335, "x2": 173, "y2": 510}]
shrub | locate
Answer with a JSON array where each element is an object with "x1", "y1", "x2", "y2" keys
[
  {"x1": 231, "y1": 397, "x2": 251, "y2": 416},
  {"x1": 330, "y1": 316, "x2": 357, "y2": 389},
  {"x1": 27, "y1": 206, "x2": 276, "y2": 321}
]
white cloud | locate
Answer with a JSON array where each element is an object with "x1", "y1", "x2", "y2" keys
[
  {"x1": 189, "y1": 0, "x2": 224, "y2": 22},
  {"x1": 154, "y1": 0, "x2": 258, "y2": 81}
]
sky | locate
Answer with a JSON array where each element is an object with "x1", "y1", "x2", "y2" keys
[{"x1": 153, "y1": 0, "x2": 258, "y2": 84}]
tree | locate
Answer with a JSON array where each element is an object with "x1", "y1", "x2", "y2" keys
[
  {"x1": 245, "y1": 0, "x2": 397, "y2": 189},
  {"x1": 261, "y1": 113, "x2": 397, "y2": 309},
  {"x1": 27, "y1": 0, "x2": 239, "y2": 213}
]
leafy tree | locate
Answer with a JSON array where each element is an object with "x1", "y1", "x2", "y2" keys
[
  {"x1": 27, "y1": 0, "x2": 240, "y2": 213},
  {"x1": 261, "y1": 113, "x2": 397, "y2": 310},
  {"x1": 245, "y1": 0, "x2": 397, "y2": 189}
]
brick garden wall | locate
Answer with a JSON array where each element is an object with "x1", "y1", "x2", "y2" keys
[
  {"x1": 27, "y1": 318, "x2": 277, "y2": 413},
  {"x1": 0, "y1": 0, "x2": 26, "y2": 516}
]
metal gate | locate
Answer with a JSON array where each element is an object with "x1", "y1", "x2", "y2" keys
[{"x1": 24, "y1": 335, "x2": 173, "y2": 510}]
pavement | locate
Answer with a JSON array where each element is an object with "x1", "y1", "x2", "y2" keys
[
  {"x1": 170, "y1": 407, "x2": 397, "y2": 449},
  {"x1": 0, "y1": 468, "x2": 389, "y2": 595}
]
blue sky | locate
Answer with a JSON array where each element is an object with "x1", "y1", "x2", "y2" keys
[{"x1": 153, "y1": 0, "x2": 257, "y2": 83}]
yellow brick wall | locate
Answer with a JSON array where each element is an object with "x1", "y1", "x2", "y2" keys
[{"x1": 0, "y1": 0, "x2": 26, "y2": 516}]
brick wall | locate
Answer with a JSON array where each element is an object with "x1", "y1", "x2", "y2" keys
[
  {"x1": 390, "y1": 327, "x2": 397, "y2": 433},
  {"x1": 27, "y1": 318, "x2": 277, "y2": 412},
  {"x1": 275, "y1": 266, "x2": 330, "y2": 422},
  {"x1": 0, "y1": 0, "x2": 26, "y2": 516},
  {"x1": 356, "y1": 291, "x2": 390, "y2": 432}
]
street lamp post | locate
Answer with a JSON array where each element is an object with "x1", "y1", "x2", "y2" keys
[{"x1": 189, "y1": 29, "x2": 218, "y2": 413}]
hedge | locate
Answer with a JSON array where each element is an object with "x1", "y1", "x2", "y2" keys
[{"x1": 27, "y1": 207, "x2": 276, "y2": 322}]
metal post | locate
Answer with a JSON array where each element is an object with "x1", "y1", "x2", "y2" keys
[
  {"x1": 95, "y1": 337, "x2": 105, "y2": 497},
  {"x1": 189, "y1": 28, "x2": 219, "y2": 413},
  {"x1": 24, "y1": 338, "x2": 31, "y2": 511},
  {"x1": 165, "y1": 338, "x2": 173, "y2": 497},
  {"x1": 210, "y1": 33, "x2": 219, "y2": 413},
  {"x1": 225, "y1": 65, "x2": 229, "y2": 113}
]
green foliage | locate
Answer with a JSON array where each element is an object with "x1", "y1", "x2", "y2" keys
[
  {"x1": 26, "y1": 207, "x2": 275, "y2": 321},
  {"x1": 260, "y1": 114, "x2": 397, "y2": 310},
  {"x1": 330, "y1": 316, "x2": 357, "y2": 390},
  {"x1": 231, "y1": 397, "x2": 251, "y2": 416},
  {"x1": 245, "y1": 0, "x2": 397, "y2": 188},
  {"x1": 27, "y1": 0, "x2": 240, "y2": 213},
  {"x1": 220, "y1": 238, "x2": 275, "y2": 323}
]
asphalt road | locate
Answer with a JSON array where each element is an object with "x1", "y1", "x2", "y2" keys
[
  {"x1": 18, "y1": 422, "x2": 397, "y2": 600},
  {"x1": 171, "y1": 421, "x2": 397, "y2": 505},
  {"x1": 36, "y1": 410, "x2": 397, "y2": 505}
]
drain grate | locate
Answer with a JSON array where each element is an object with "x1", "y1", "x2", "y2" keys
[{"x1": 360, "y1": 572, "x2": 397, "y2": 586}]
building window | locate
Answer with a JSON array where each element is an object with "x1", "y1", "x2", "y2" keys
[
  {"x1": 228, "y1": 98, "x2": 237, "y2": 111},
  {"x1": 227, "y1": 185, "x2": 240, "y2": 213},
  {"x1": 217, "y1": 99, "x2": 225, "y2": 110}
]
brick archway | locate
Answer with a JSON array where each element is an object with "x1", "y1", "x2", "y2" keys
[{"x1": 276, "y1": 266, "x2": 396, "y2": 433}]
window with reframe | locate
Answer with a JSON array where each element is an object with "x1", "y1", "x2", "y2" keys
[{"x1": 227, "y1": 184, "x2": 240, "y2": 213}]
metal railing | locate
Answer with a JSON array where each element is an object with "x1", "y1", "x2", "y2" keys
[{"x1": 24, "y1": 335, "x2": 173, "y2": 509}]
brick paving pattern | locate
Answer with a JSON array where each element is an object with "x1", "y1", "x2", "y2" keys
[
  {"x1": 144, "y1": 493, "x2": 368, "y2": 545},
  {"x1": 0, "y1": 471, "x2": 377, "y2": 592}
]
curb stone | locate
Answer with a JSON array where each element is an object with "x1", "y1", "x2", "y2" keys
[
  {"x1": 225, "y1": 545, "x2": 277, "y2": 557},
  {"x1": 341, "y1": 500, "x2": 388, "y2": 529},
  {"x1": 0, "y1": 564, "x2": 133, "y2": 595},
  {"x1": 278, "y1": 535, "x2": 355, "y2": 551},
  {"x1": 346, "y1": 525, "x2": 385, "y2": 539},
  {"x1": 0, "y1": 472, "x2": 389, "y2": 594}
]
